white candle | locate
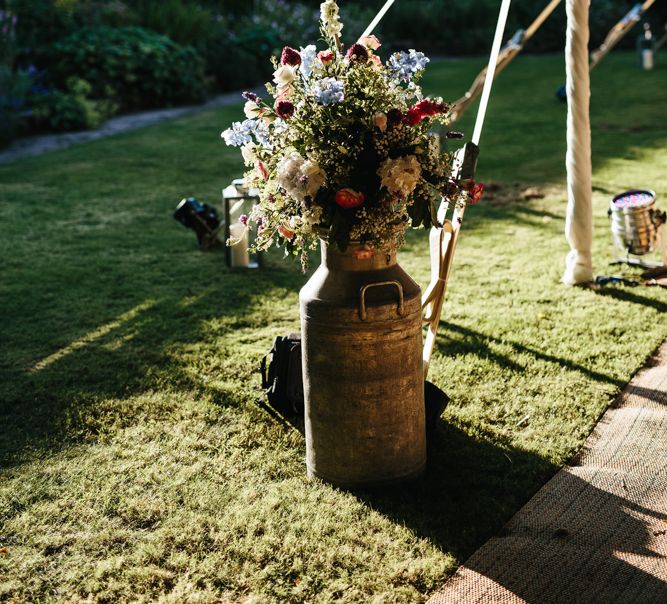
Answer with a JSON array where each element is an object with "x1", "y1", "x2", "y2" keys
[
  {"x1": 472, "y1": 0, "x2": 512, "y2": 146},
  {"x1": 229, "y1": 223, "x2": 250, "y2": 268},
  {"x1": 642, "y1": 49, "x2": 654, "y2": 70}
]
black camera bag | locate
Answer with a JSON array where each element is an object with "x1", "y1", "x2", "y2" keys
[{"x1": 260, "y1": 333, "x2": 304, "y2": 418}]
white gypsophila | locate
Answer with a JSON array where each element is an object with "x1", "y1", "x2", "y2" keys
[
  {"x1": 273, "y1": 64, "x2": 297, "y2": 88},
  {"x1": 304, "y1": 204, "x2": 324, "y2": 226},
  {"x1": 377, "y1": 155, "x2": 422, "y2": 198},
  {"x1": 277, "y1": 152, "x2": 326, "y2": 202},
  {"x1": 320, "y1": 0, "x2": 343, "y2": 38}
]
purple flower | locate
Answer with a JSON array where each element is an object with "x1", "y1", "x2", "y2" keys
[
  {"x1": 239, "y1": 214, "x2": 248, "y2": 226},
  {"x1": 243, "y1": 91, "x2": 261, "y2": 103}
]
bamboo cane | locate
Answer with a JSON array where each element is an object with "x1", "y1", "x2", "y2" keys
[
  {"x1": 590, "y1": 0, "x2": 656, "y2": 69},
  {"x1": 450, "y1": 0, "x2": 562, "y2": 122}
]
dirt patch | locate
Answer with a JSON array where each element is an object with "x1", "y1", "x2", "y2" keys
[{"x1": 481, "y1": 181, "x2": 547, "y2": 207}]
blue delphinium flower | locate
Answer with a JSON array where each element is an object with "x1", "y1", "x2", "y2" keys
[
  {"x1": 252, "y1": 119, "x2": 271, "y2": 148},
  {"x1": 387, "y1": 49, "x2": 430, "y2": 83},
  {"x1": 221, "y1": 119, "x2": 256, "y2": 147},
  {"x1": 311, "y1": 77, "x2": 344, "y2": 106},
  {"x1": 300, "y1": 44, "x2": 318, "y2": 79}
]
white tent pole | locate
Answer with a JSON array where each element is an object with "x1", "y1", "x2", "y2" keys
[
  {"x1": 563, "y1": 0, "x2": 593, "y2": 285},
  {"x1": 359, "y1": 0, "x2": 396, "y2": 40},
  {"x1": 472, "y1": 0, "x2": 512, "y2": 146}
]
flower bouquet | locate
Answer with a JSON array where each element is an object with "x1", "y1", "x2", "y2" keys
[{"x1": 222, "y1": 0, "x2": 477, "y2": 268}]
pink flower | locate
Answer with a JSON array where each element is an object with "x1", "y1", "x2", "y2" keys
[
  {"x1": 318, "y1": 50, "x2": 335, "y2": 64},
  {"x1": 369, "y1": 54, "x2": 382, "y2": 69},
  {"x1": 280, "y1": 46, "x2": 301, "y2": 66},
  {"x1": 274, "y1": 99, "x2": 295, "y2": 119},
  {"x1": 346, "y1": 43, "x2": 368, "y2": 63},
  {"x1": 335, "y1": 188, "x2": 365, "y2": 209},
  {"x1": 359, "y1": 35, "x2": 381, "y2": 50}
]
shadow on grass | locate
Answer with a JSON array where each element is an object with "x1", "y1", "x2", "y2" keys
[
  {"x1": 439, "y1": 321, "x2": 625, "y2": 388},
  {"x1": 0, "y1": 258, "x2": 307, "y2": 468},
  {"x1": 595, "y1": 287, "x2": 667, "y2": 314},
  {"x1": 353, "y1": 420, "x2": 556, "y2": 560}
]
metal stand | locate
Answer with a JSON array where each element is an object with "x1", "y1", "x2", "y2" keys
[{"x1": 612, "y1": 223, "x2": 667, "y2": 269}]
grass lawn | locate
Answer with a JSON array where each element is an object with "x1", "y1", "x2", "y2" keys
[{"x1": 1, "y1": 52, "x2": 666, "y2": 603}]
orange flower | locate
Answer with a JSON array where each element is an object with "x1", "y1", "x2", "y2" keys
[
  {"x1": 278, "y1": 225, "x2": 295, "y2": 240},
  {"x1": 335, "y1": 188, "x2": 365, "y2": 209}
]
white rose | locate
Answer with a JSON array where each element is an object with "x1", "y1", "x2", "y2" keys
[
  {"x1": 244, "y1": 100, "x2": 261, "y2": 119},
  {"x1": 273, "y1": 65, "x2": 296, "y2": 89},
  {"x1": 241, "y1": 143, "x2": 257, "y2": 166}
]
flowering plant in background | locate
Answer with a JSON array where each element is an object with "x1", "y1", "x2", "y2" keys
[{"x1": 222, "y1": 0, "x2": 475, "y2": 267}]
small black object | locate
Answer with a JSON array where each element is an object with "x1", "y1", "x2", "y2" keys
[
  {"x1": 595, "y1": 275, "x2": 639, "y2": 287},
  {"x1": 260, "y1": 334, "x2": 304, "y2": 418},
  {"x1": 174, "y1": 197, "x2": 222, "y2": 250},
  {"x1": 556, "y1": 84, "x2": 567, "y2": 102},
  {"x1": 424, "y1": 380, "x2": 450, "y2": 432}
]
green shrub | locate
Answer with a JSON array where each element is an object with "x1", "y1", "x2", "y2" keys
[
  {"x1": 31, "y1": 77, "x2": 117, "y2": 132},
  {"x1": 47, "y1": 26, "x2": 207, "y2": 111}
]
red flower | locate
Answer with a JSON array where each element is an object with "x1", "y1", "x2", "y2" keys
[
  {"x1": 278, "y1": 225, "x2": 295, "y2": 240},
  {"x1": 346, "y1": 43, "x2": 368, "y2": 63},
  {"x1": 274, "y1": 99, "x2": 295, "y2": 119},
  {"x1": 318, "y1": 50, "x2": 334, "y2": 64},
  {"x1": 470, "y1": 182, "x2": 484, "y2": 204},
  {"x1": 280, "y1": 46, "x2": 301, "y2": 66},
  {"x1": 256, "y1": 161, "x2": 269, "y2": 181},
  {"x1": 403, "y1": 99, "x2": 447, "y2": 126},
  {"x1": 335, "y1": 188, "x2": 365, "y2": 209},
  {"x1": 404, "y1": 107, "x2": 422, "y2": 126}
]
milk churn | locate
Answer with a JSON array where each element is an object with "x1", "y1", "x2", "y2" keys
[{"x1": 300, "y1": 240, "x2": 426, "y2": 488}]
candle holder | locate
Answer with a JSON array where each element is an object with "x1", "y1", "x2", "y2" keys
[{"x1": 223, "y1": 178, "x2": 262, "y2": 269}]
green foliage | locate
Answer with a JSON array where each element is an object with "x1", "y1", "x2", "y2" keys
[
  {"x1": 130, "y1": 0, "x2": 217, "y2": 47},
  {"x1": 31, "y1": 77, "x2": 117, "y2": 132},
  {"x1": 48, "y1": 26, "x2": 207, "y2": 111},
  {"x1": 0, "y1": 53, "x2": 666, "y2": 602}
]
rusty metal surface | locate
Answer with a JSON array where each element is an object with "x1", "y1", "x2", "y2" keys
[{"x1": 300, "y1": 241, "x2": 426, "y2": 488}]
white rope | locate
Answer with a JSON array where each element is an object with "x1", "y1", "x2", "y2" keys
[{"x1": 563, "y1": 0, "x2": 593, "y2": 285}]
